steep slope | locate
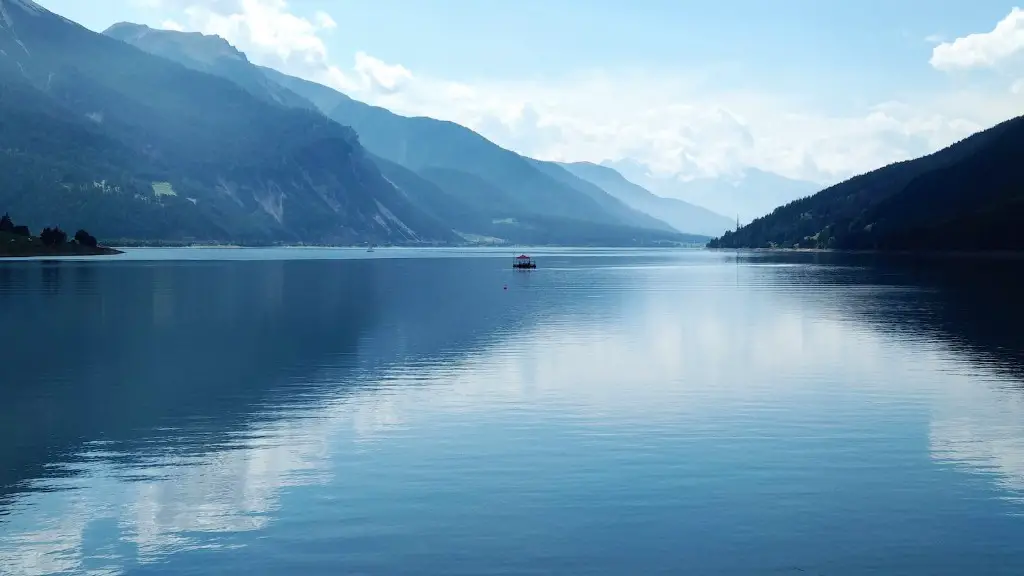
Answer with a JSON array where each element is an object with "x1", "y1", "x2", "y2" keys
[
  {"x1": 559, "y1": 161, "x2": 734, "y2": 236},
  {"x1": 370, "y1": 157, "x2": 489, "y2": 231},
  {"x1": 0, "y1": 1, "x2": 454, "y2": 244},
  {"x1": 257, "y1": 66, "x2": 682, "y2": 235},
  {"x1": 845, "y1": 116, "x2": 1024, "y2": 251},
  {"x1": 709, "y1": 115, "x2": 1024, "y2": 250},
  {"x1": 528, "y1": 159, "x2": 677, "y2": 233},
  {"x1": 603, "y1": 159, "x2": 820, "y2": 224},
  {"x1": 104, "y1": 25, "x2": 692, "y2": 245},
  {"x1": 103, "y1": 23, "x2": 317, "y2": 112},
  {"x1": 370, "y1": 158, "x2": 708, "y2": 245},
  {"x1": 0, "y1": 79, "x2": 238, "y2": 241}
]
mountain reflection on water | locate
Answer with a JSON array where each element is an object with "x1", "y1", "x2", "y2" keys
[{"x1": 1, "y1": 249, "x2": 1024, "y2": 575}]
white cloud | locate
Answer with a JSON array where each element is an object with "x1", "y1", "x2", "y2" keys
[
  {"x1": 312, "y1": 10, "x2": 335, "y2": 30},
  {"x1": 141, "y1": 0, "x2": 1024, "y2": 184},
  {"x1": 930, "y1": 7, "x2": 1024, "y2": 71},
  {"x1": 930, "y1": 375, "x2": 1024, "y2": 500},
  {"x1": 161, "y1": 18, "x2": 183, "y2": 31},
  {"x1": 161, "y1": 0, "x2": 410, "y2": 96},
  {"x1": 364, "y1": 74, "x2": 1014, "y2": 183},
  {"x1": 182, "y1": 0, "x2": 334, "y2": 65},
  {"x1": 1013, "y1": 78, "x2": 1024, "y2": 94},
  {"x1": 352, "y1": 52, "x2": 412, "y2": 94}
]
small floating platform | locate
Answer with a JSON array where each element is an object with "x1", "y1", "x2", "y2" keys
[{"x1": 512, "y1": 254, "x2": 537, "y2": 269}]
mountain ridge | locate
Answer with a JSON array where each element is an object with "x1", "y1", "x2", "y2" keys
[
  {"x1": 100, "y1": 23, "x2": 704, "y2": 244},
  {"x1": 558, "y1": 161, "x2": 735, "y2": 237},
  {"x1": 263, "y1": 68, "x2": 701, "y2": 243},
  {"x1": 708, "y1": 114, "x2": 1024, "y2": 250},
  {"x1": 601, "y1": 159, "x2": 821, "y2": 225},
  {"x1": 0, "y1": 0, "x2": 458, "y2": 244},
  {"x1": 103, "y1": 22, "x2": 317, "y2": 111}
]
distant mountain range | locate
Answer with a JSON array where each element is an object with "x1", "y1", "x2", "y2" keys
[
  {"x1": 0, "y1": 3, "x2": 716, "y2": 247},
  {"x1": 709, "y1": 114, "x2": 1024, "y2": 251},
  {"x1": 557, "y1": 162, "x2": 735, "y2": 237},
  {"x1": 601, "y1": 159, "x2": 822, "y2": 225},
  {"x1": 10, "y1": 2, "x2": 1014, "y2": 251},
  {"x1": 0, "y1": 0, "x2": 456, "y2": 245},
  {"x1": 254, "y1": 61, "x2": 722, "y2": 243}
]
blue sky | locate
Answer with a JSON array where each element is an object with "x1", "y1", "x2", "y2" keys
[{"x1": 37, "y1": 0, "x2": 1024, "y2": 183}]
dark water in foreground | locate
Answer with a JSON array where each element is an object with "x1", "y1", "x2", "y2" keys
[{"x1": 2, "y1": 248, "x2": 1024, "y2": 575}]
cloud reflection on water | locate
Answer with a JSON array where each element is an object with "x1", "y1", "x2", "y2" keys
[{"x1": 1, "y1": 252, "x2": 1024, "y2": 574}]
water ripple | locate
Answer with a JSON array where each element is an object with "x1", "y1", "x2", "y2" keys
[{"x1": 2, "y1": 250, "x2": 1024, "y2": 574}]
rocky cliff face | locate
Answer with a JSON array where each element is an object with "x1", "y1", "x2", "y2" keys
[{"x1": 0, "y1": 0, "x2": 456, "y2": 244}]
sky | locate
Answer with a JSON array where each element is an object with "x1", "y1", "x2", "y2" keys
[{"x1": 35, "y1": 0, "x2": 1024, "y2": 184}]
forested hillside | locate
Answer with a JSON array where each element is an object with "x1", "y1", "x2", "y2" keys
[
  {"x1": 709, "y1": 115, "x2": 1024, "y2": 251},
  {"x1": 0, "y1": 0, "x2": 458, "y2": 244}
]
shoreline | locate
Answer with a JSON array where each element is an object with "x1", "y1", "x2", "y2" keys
[
  {"x1": 0, "y1": 245, "x2": 124, "y2": 259},
  {"x1": 708, "y1": 247, "x2": 1024, "y2": 259},
  {"x1": 1, "y1": 225, "x2": 124, "y2": 259},
  {"x1": 108, "y1": 243, "x2": 709, "y2": 251},
  {"x1": 108, "y1": 243, "x2": 708, "y2": 249}
]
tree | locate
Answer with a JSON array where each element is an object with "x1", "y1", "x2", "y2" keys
[
  {"x1": 0, "y1": 213, "x2": 13, "y2": 233},
  {"x1": 74, "y1": 229, "x2": 98, "y2": 247},
  {"x1": 40, "y1": 226, "x2": 67, "y2": 246}
]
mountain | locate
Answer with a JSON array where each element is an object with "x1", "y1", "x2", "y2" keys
[
  {"x1": 102, "y1": 23, "x2": 698, "y2": 245},
  {"x1": 558, "y1": 161, "x2": 735, "y2": 237},
  {"x1": 256, "y1": 66, "x2": 699, "y2": 243},
  {"x1": 369, "y1": 157, "x2": 697, "y2": 245},
  {"x1": 602, "y1": 159, "x2": 821, "y2": 225},
  {"x1": 526, "y1": 159, "x2": 678, "y2": 233},
  {"x1": 0, "y1": 0, "x2": 457, "y2": 244},
  {"x1": 708, "y1": 115, "x2": 1024, "y2": 251},
  {"x1": 103, "y1": 22, "x2": 316, "y2": 112}
]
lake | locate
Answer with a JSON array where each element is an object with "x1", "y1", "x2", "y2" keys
[{"x1": 2, "y1": 247, "x2": 1024, "y2": 575}]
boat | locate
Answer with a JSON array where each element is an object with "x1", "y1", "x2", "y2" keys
[
  {"x1": 512, "y1": 254, "x2": 536, "y2": 269},
  {"x1": 367, "y1": 244, "x2": 375, "y2": 252}
]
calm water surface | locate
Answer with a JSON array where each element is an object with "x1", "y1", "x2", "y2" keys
[{"x1": 2, "y1": 248, "x2": 1024, "y2": 575}]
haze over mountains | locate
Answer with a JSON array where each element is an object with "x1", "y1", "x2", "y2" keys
[
  {"x1": 557, "y1": 162, "x2": 735, "y2": 237},
  {"x1": 252, "y1": 61, "x2": 707, "y2": 240},
  {"x1": 601, "y1": 159, "x2": 822, "y2": 226},
  {"x1": 4, "y1": 1, "x2": 1019, "y2": 251},
  {"x1": 0, "y1": 1, "x2": 735, "y2": 246},
  {"x1": 1, "y1": 0, "x2": 457, "y2": 245}
]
